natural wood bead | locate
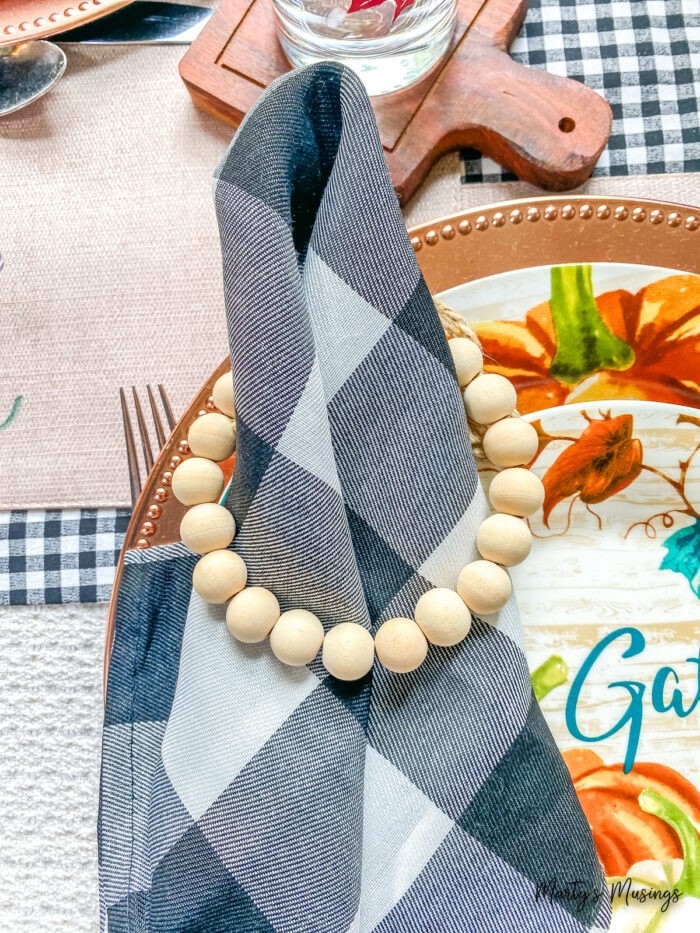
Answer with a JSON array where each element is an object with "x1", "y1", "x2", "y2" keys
[
  {"x1": 448, "y1": 337, "x2": 483, "y2": 388},
  {"x1": 483, "y1": 417, "x2": 538, "y2": 468},
  {"x1": 414, "y1": 587, "x2": 472, "y2": 646},
  {"x1": 489, "y1": 467, "x2": 545, "y2": 517},
  {"x1": 226, "y1": 586, "x2": 279, "y2": 643},
  {"x1": 192, "y1": 549, "x2": 247, "y2": 604},
  {"x1": 477, "y1": 513, "x2": 532, "y2": 566},
  {"x1": 463, "y1": 373, "x2": 517, "y2": 425},
  {"x1": 212, "y1": 372, "x2": 235, "y2": 417},
  {"x1": 172, "y1": 457, "x2": 225, "y2": 505},
  {"x1": 180, "y1": 503, "x2": 236, "y2": 555},
  {"x1": 270, "y1": 609, "x2": 324, "y2": 666},
  {"x1": 375, "y1": 617, "x2": 428, "y2": 673},
  {"x1": 457, "y1": 560, "x2": 512, "y2": 615},
  {"x1": 322, "y1": 622, "x2": 375, "y2": 681},
  {"x1": 188, "y1": 413, "x2": 235, "y2": 462}
]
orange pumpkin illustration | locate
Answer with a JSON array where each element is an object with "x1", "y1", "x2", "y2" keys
[
  {"x1": 474, "y1": 269, "x2": 700, "y2": 415},
  {"x1": 563, "y1": 748, "x2": 700, "y2": 878}
]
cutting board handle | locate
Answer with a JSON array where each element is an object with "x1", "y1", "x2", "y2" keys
[
  {"x1": 180, "y1": 0, "x2": 613, "y2": 205},
  {"x1": 387, "y1": 0, "x2": 613, "y2": 202}
]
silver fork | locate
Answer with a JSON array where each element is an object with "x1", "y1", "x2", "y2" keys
[{"x1": 120, "y1": 385, "x2": 176, "y2": 507}]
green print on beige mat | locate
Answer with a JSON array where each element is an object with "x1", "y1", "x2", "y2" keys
[{"x1": 1, "y1": 395, "x2": 22, "y2": 431}]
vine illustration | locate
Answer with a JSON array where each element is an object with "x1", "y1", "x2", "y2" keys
[
  {"x1": 0, "y1": 395, "x2": 21, "y2": 431},
  {"x1": 625, "y1": 415, "x2": 700, "y2": 538},
  {"x1": 527, "y1": 410, "x2": 700, "y2": 597}
]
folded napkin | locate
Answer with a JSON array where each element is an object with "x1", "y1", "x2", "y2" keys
[{"x1": 100, "y1": 63, "x2": 610, "y2": 932}]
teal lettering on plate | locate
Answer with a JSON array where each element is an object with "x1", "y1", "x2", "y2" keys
[{"x1": 566, "y1": 627, "x2": 700, "y2": 773}]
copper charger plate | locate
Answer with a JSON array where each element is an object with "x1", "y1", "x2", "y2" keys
[
  {"x1": 0, "y1": 1, "x2": 132, "y2": 47},
  {"x1": 104, "y1": 194, "x2": 700, "y2": 686}
]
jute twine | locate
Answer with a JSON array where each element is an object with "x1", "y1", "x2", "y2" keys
[{"x1": 433, "y1": 297, "x2": 519, "y2": 465}]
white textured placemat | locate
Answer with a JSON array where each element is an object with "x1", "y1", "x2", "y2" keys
[{"x1": 0, "y1": 602, "x2": 106, "y2": 933}]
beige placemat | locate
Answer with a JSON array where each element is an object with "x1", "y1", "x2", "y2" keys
[
  {"x1": 0, "y1": 35, "x2": 232, "y2": 509},
  {"x1": 1, "y1": 30, "x2": 699, "y2": 508}
]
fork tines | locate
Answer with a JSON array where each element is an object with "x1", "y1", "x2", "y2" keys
[{"x1": 120, "y1": 385, "x2": 176, "y2": 507}]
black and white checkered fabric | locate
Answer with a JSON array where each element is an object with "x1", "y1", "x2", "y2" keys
[
  {"x1": 99, "y1": 63, "x2": 611, "y2": 933},
  {"x1": 462, "y1": 0, "x2": 700, "y2": 182},
  {"x1": 0, "y1": 509, "x2": 130, "y2": 605}
]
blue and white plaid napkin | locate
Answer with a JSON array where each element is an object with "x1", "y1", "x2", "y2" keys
[{"x1": 100, "y1": 63, "x2": 610, "y2": 932}]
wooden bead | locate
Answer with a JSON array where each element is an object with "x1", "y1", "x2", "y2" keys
[
  {"x1": 375, "y1": 617, "x2": 428, "y2": 673},
  {"x1": 322, "y1": 622, "x2": 374, "y2": 681},
  {"x1": 477, "y1": 513, "x2": 532, "y2": 566},
  {"x1": 489, "y1": 467, "x2": 545, "y2": 517},
  {"x1": 414, "y1": 587, "x2": 472, "y2": 646},
  {"x1": 180, "y1": 503, "x2": 236, "y2": 555},
  {"x1": 463, "y1": 373, "x2": 517, "y2": 425},
  {"x1": 226, "y1": 586, "x2": 279, "y2": 643},
  {"x1": 457, "y1": 560, "x2": 512, "y2": 615},
  {"x1": 270, "y1": 609, "x2": 324, "y2": 666},
  {"x1": 212, "y1": 372, "x2": 235, "y2": 417},
  {"x1": 483, "y1": 417, "x2": 538, "y2": 468},
  {"x1": 188, "y1": 413, "x2": 235, "y2": 462},
  {"x1": 172, "y1": 457, "x2": 225, "y2": 505},
  {"x1": 448, "y1": 338, "x2": 483, "y2": 388},
  {"x1": 192, "y1": 549, "x2": 247, "y2": 604}
]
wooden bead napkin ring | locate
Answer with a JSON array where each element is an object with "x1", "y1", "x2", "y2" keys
[{"x1": 172, "y1": 313, "x2": 544, "y2": 681}]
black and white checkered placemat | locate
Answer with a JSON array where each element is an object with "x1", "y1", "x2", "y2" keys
[
  {"x1": 0, "y1": 509, "x2": 131, "y2": 605},
  {"x1": 462, "y1": 0, "x2": 700, "y2": 183}
]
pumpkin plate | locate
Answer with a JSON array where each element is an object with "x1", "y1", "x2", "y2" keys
[{"x1": 441, "y1": 263, "x2": 700, "y2": 414}]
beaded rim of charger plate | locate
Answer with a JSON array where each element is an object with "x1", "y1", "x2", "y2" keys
[{"x1": 171, "y1": 311, "x2": 544, "y2": 681}]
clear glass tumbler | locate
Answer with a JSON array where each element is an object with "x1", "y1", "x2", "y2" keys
[{"x1": 273, "y1": 0, "x2": 457, "y2": 96}]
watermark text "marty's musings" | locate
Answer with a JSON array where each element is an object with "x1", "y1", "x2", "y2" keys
[{"x1": 534, "y1": 876, "x2": 683, "y2": 915}]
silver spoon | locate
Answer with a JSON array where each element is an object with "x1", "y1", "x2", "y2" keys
[{"x1": 0, "y1": 40, "x2": 67, "y2": 117}]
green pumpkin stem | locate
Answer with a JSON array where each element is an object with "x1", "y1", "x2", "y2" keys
[
  {"x1": 639, "y1": 789, "x2": 700, "y2": 899},
  {"x1": 549, "y1": 265, "x2": 635, "y2": 385}
]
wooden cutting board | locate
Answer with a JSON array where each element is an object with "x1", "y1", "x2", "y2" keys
[{"x1": 179, "y1": 0, "x2": 612, "y2": 204}]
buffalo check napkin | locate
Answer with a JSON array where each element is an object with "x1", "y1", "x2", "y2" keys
[{"x1": 99, "y1": 63, "x2": 610, "y2": 932}]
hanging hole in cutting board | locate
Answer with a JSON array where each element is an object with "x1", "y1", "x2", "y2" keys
[{"x1": 559, "y1": 117, "x2": 576, "y2": 133}]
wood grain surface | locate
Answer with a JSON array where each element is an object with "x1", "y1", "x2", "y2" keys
[{"x1": 179, "y1": 0, "x2": 613, "y2": 203}]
